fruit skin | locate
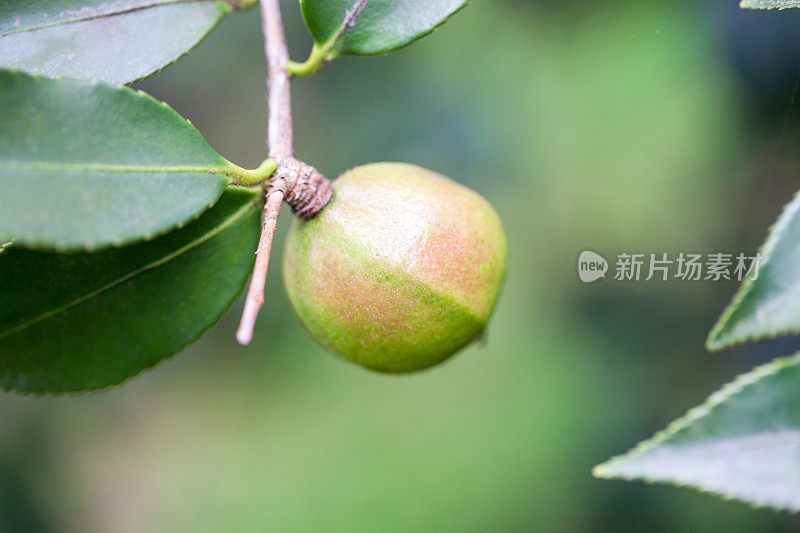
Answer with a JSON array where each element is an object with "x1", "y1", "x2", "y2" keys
[{"x1": 283, "y1": 162, "x2": 507, "y2": 373}]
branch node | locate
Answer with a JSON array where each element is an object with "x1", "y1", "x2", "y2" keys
[
  {"x1": 236, "y1": 0, "x2": 292, "y2": 346},
  {"x1": 277, "y1": 157, "x2": 334, "y2": 219}
]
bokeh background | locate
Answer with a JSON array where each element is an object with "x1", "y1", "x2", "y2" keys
[{"x1": 4, "y1": 0, "x2": 800, "y2": 530}]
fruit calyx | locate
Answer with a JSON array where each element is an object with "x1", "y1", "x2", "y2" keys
[{"x1": 274, "y1": 156, "x2": 333, "y2": 219}]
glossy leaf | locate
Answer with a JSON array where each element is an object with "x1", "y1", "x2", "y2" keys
[
  {"x1": 0, "y1": 0, "x2": 230, "y2": 84},
  {"x1": 740, "y1": 1, "x2": 800, "y2": 8},
  {"x1": 0, "y1": 188, "x2": 261, "y2": 394},
  {"x1": 299, "y1": 0, "x2": 467, "y2": 56},
  {"x1": 594, "y1": 353, "x2": 800, "y2": 511},
  {"x1": 707, "y1": 191, "x2": 800, "y2": 350},
  {"x1": 0, "y1": 69, "x2": 241, "y2": 251}
]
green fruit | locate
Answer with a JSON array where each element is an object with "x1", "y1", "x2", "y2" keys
[{"x1": 283, "y1": 163, "x2": 507, "y2": 373}]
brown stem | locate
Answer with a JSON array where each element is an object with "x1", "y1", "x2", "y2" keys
[
  {"x1": 236, "y1": 180, "x2": 285, "y2": 345},
  {"x1": 236, "y1": 0, "x2": 293, "y2": 346},
  {"x1": 263, "y1": 0, "x2": 292, "y2": 159}
]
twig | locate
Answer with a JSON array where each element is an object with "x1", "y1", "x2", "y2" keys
[
  {"x1": 263, "y1": 0, "x2": 292, "y2": 158},
  {"x1": 236, "y1": 0, "x2": 294, "y2": 346}
]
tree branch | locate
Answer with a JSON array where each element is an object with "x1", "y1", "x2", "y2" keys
[
  {"x1": 236, "y1": 0, "x2": 293, "y2": 346},
  {"x1": 263, "y1": 0, "x2": 293, "y2": 159}
]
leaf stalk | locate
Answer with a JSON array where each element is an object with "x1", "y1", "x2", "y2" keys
[
  {"x1": 228, "y1": 157, "x2": 278, "y2": 187},
  {"x1": 287, "y1": 0, "x2": 370, "y2": 78}
]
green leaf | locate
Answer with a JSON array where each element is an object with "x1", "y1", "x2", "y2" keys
[
  {"x1": 594, "y1": 353, "x2": 800, "y2": 512},
  {"x1": 0, "y1": 69, "x2": 243, "y2": 251},
  {"x1": 740, "y1": 0, "x2": 800, "y2": 9},
  {"x1": 707, "y1": 191, "x2": 800, "y2": 350},
  {"x1": 0, "y1": 0, "x2": 230, "y2": 84},
  {"x1": 0, "y1": 188, "x2": 261, "y2": 394},
  {"x1": 299, "y1": 0, "x2": 468, "y2": 56}
]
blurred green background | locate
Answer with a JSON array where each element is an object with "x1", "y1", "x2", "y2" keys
[{"x1": 5, "y1": 0, "x2": 800, "y2": 530}]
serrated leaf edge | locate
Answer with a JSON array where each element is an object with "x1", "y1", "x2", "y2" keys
[
  {"x1": 0, "y1": 68, "x2": 233, "y2": 169},
  {"x1": 740, "y1": 0, "x2": 800, "y2": 9},
  {"x1": 0, "y1": 0, "x2": 229, "y2": 37},
  {"x1": 301, "y1": 0, "x2": 469, "y2": 58},
  {"x1": 0, "y1": 190, "x2": 260, "y2": 343},
  {"x1": 706, "y1": 187, "x2": 800, "y2": 351},
  {"x1": 0, "y1": 190, "x2": 262, "y2": 397},
  {"x1": 1, "y1": 2, "x2": 230, "y2": 85},
  {"x1": 0, "y1": 69, "x2": 262, "y2": 250},
  {"x1": 593, "y1": 352, "x2": 800, "y2": 512},
  {"x1": 124, "y1": 1, "x2": 232, "y2": 85},
  {"x1": 349, "y1": 0, "x2": 469, "y2": 57}
]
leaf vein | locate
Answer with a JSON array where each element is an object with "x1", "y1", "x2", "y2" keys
[
  {"x1": 0, "y1": 194, "x2": 258, "y2": 340},
  {"x1": 0, "y1": 0, "x2": 215, "y2": 37}
]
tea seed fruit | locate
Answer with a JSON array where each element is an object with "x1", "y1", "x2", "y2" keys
[{"x1": 283, "y1": 163, "x2": 507, "y2": 373}]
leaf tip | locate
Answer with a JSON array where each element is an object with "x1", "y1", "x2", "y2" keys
[{"x1": 705, "y1": 327, "x2": 726, "y2": 352}]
